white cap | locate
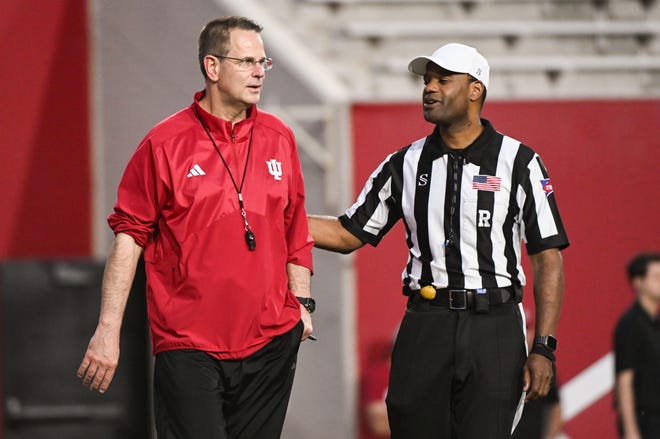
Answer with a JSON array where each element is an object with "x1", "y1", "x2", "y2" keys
[{"x1": 408, "y1": 43, "x2": 490, "y2": 90}]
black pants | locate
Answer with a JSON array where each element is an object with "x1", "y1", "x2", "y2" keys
[
  {"x1": 618, "y1": 412, "x2": 660, "y2": 438},
  {"x1": 386, "y1": 302, "x2": 527, "y2": 439},
  {"x1": 154, "y1": 320, "x2": 304, "y2": 439}
]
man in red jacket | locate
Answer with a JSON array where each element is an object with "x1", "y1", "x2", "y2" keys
[{"x1": 77, "y1": 16, "x2": 315, "y2": 439}]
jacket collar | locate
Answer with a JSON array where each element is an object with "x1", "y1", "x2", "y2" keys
[{"x1": 191, "y1": 90, "x2": 257, "y2": 142}]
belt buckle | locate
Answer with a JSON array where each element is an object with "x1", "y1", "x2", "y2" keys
[{"x1": 449, "y1": 289, "x2": 467, "y2": 310}]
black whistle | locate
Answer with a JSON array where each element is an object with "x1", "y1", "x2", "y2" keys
[{"x1": 245, "y1": 229, "x2": 256, "y2": 251}]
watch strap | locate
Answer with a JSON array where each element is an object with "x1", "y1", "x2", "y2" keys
[
  {"x1": 531, "y1": 343, "x2": 556, "y2": 362},
  {"x1": 296, "y1": 296, "x2": 315, "y2": 313}
]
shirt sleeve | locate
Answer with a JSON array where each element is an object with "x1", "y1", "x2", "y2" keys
[
  {"x1": 107, "y1": 137, "x2": 168, "y2": 247},
  {"x1": 614, "y1": 312, "x2": 639, "y2": 373},
  {"x1": 283, "y1": 131, "x2": 314, "y2": 272},
  {"x1": 519, "y1": 152, "x2": 570, "y2": 255},
  {"x1": 340, "y1": 152, "x2": 402, "y2": 247}
]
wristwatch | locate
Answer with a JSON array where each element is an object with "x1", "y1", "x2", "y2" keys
[
  {"x1": 533, "y1": 335, "x2": 558, "y2": 352},
  {"x1": 296, "y1": 296, "x2": 316, "y2": 314}
]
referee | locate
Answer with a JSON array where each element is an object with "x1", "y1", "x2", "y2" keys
[{"x1": 309, "y1": 43, "x2": 569, "y2": 438}]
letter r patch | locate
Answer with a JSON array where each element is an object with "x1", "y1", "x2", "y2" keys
[{"x1": 478, "y1": 209, "x2": 491, "y2": 227}]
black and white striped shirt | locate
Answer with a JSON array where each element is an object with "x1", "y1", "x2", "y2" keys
[{"x1": 339, "y1": 119, "x2": 569, "y2": 291}]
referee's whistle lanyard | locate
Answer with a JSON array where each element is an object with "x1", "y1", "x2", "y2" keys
[{"x1": 444, "y1": 152, "x2": 465, "y2": 254}]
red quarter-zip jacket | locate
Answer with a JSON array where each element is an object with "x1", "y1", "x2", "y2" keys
[{"x1": 108, "y1": 91, "x2": 314, "y2": 359}]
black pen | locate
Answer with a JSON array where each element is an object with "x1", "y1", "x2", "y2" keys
[{"x1": 308, "y1": 335, "x2": 317, "y2": 341}]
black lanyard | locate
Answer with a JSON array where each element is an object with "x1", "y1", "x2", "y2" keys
[{"x1": 194, "y1": 106, "x2": 257, "y2": 251}]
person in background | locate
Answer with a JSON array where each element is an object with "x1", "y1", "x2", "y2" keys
[
  {"x1": 361, "y1": 335, "x2": 396, "y2": 439},
  {"x1": 77, "y1": 16, "x2": 315, "y2": 439},
  {"x1": 614, "y1": 252, "x2": 660, "y2": 439}
]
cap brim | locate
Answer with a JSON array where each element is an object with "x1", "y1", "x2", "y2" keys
[{"x1": 408, "y1": 56, "x2": 433, "y2": 75}]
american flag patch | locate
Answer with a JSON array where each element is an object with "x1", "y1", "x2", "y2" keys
[
  {"x1": 541, "y1": 178, "x2": 554, "y2": 197},
  {"x1": 472, "y1": 175, "x2": 501, "y2": 191}
]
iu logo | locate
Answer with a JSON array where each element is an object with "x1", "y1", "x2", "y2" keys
[{"x1": 266, "y1": 159, "x2": 283, "y2": 181}]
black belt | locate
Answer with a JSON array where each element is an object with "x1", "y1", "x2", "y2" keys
[{"x1": 404, "y1": 285, "x2": 520, "y2": 311}]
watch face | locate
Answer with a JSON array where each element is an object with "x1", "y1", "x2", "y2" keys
[{"x1": 536, "y1": 335, "x2": 558, "y2": 351}]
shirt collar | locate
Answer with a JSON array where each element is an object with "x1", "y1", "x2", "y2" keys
[
  {"x1": 427, "y1": 118, "x2": 498, "y2": 164},
  {"x1": 634, "y1": 300, "x2": 660, "y2": 324}
]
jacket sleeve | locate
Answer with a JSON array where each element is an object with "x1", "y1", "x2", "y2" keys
[
  {"x1": 283, "y1": 130, "x2": 314, "y2": 272},
  {"x1": 107, "y1": 138, "x2": 168, "y2": 247}
]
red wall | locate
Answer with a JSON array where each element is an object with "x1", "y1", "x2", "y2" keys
[
  {"x1": 0, "y1": 0, "x2": 91, "y2": 259},
  {"x1": 352, "y1": 100, "x2": 660, "y2": 438},
  {"x1": 0, "y1": 1, "x2": 90, "y2": 434}
]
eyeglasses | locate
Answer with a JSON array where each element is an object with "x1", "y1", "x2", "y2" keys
[{"x1": 210, "y1": 54, "x2": 273, "y2": 71}]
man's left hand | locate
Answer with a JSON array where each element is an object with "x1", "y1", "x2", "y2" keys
[
  {"x1": 300, "y1": 306, "x2": 314, "y2": 341},
  {"x1": 523, "y1": 353, "x2": 553, "y2": 401}
]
